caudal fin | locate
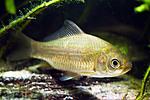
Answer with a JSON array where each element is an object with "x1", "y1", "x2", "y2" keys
[{"x1": 6, "y1": 31, "x2": 33, "y2": 61}]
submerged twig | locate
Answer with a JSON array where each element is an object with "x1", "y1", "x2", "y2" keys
[
  {"x1": 136, "y1": 65, "x2": 150, "y2": 100},
  {"x1": 0, "y1": 0, "x2": 61, "y2": 37}
]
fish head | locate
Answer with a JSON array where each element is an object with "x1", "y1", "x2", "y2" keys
[{"x1": 95, "y1": 45, "x2": 132, "y2": 78}]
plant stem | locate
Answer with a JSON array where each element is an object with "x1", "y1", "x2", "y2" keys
[
  {"x1": 136, "y1": 65, "x2": 150, "y2": 100},
  {"x1": 0, "y1": 0, "x2": 61, "y2": 37}
]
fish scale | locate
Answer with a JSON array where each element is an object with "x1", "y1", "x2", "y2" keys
[
  {"x1": 49, "y1": 54, "x2": 95, "y2": 73},
  {"x1": 46, "y1": 34, "x2": 109, "y2": 52}
]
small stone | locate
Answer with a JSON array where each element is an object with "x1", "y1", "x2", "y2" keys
[
  {"x1": 0, "y1": 82, "x2": 4, "y2": 86},
  {"x1": 63, "y1": 96, "x2": 73, "y2": 100}
]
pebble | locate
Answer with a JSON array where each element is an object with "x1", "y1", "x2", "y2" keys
[{"x1": 0, "y1": 70, "x2": 139, "y2": 99}]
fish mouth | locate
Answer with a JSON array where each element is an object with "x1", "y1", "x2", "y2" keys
[
  {"x1": 105, "y1": 66, "x2": 132, "y2": 77},
  {"x1": 122, "y1": 62, "x2": 132, "y2": 74},
  {"x1": 122, "y1": 66, "x2": 132, "y2": 74}
]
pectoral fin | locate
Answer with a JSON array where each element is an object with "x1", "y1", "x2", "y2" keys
[{"x1": 60, "y1": 71, "x2": 80, "y2": 81}]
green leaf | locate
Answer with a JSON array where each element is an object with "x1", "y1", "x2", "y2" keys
[
  {"x1": 5, "y1": 0, "x2": 16, "y2": 14},
  {"x1": 134, "y1": 4, "x2": 149, "y2": 13},
  {"x1": 144, "y1": 0, "x2": 150, "y2": 5}
]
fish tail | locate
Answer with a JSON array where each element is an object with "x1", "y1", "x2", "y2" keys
[{"x1": 6, "y1": 31, "x2": 36, "y2": 61}]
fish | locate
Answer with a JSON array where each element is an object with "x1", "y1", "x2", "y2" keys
[{"x1": 7, "y1": 20, "x2": 132, "y2": 81}]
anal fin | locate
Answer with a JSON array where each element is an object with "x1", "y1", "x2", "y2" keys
[{"x1": 27, "y1": 61, "x2": 51, "y2": 73}]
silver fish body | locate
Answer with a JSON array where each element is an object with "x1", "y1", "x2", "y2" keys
[
  {"x1": 29, "y1": 20, "x2": 132, "y2": 77},
  {"x1": 8, "y1": 20, "x2": 132, "y2": 79}
]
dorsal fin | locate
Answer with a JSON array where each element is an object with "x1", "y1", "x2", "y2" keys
[{"x1": 44, "y1": 20, "x2": 84, "y2": 41}]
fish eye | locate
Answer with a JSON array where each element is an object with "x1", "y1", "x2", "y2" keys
[{"x1": 110, "y1": 59, "x2": 120, "y2": 69}]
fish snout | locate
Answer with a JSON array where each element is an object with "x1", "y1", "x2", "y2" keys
[{"x1": 122, "y1": 62, "x2": 132, "y2": 74}]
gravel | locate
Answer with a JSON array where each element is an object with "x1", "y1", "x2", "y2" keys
[{"x1": 0, "y1": 70, "x2": 140, "y2": 99}]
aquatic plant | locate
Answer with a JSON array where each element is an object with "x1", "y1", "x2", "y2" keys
[
  {"x1": 0, "y1": 0, "x2": 85, "y2": 36},
  {"x1": 136, "y1": 65, "x2": 150, "y2": 100},
  {"x1": 134, "y1": 1, "x2": 150, "y2": 99},
  {"x1": 0, "y1": 0, "x2": 60, "y2": 36},
  {"x1": 5, "y1": 0, "x2": 16, "y2": 14},
  {"x1": 134, "y1": 0, "x2": 150, "y2": 13}
]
